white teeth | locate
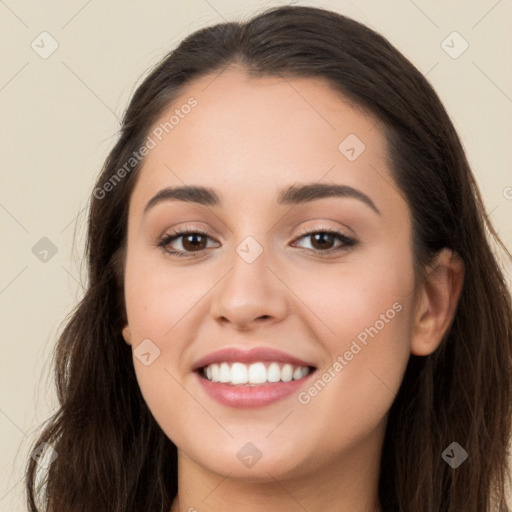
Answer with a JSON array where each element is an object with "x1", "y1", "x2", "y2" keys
[
  {"x1": 211, "y1": 363, "x2": 219, "y2": 382},
  {"x1": 231, "y1": 362, "x2": 248, "y2": 384},
  {"x1": 202, "y1": 361, "x2": 312, "y2": 385},
  {"x1": 281, "y1": 364, "x2": 293, "y2": 382},
  {"x1": 267, "y1": 362, "x2": 281, "y2": 382},
  {"x1": 292, "y1": 366, "x2": 303, "y2": 380},
  {"x1": 219, "y1": 362, "x2": 230, "y2": 383},
  {"x1": 248, "y1": 362, "x2": 267, "y2": 384}
]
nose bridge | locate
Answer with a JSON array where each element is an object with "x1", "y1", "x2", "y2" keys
[{"x1": 210, "y1": 232, "x2": 288, "y2": 328}]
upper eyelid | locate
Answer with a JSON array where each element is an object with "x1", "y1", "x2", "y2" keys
[
  {"x1": 161, "y1": 219, "x2": 355, "y2": 238},
  {"x1": 160, "y1": 226, "x2": 356, "y2": 249},
  {"x1": 161, "y1": 225, "x2": 354, "y2": 241},
  {"x1": 295, "y1": 222, "x2": 352, "y2": 237}
]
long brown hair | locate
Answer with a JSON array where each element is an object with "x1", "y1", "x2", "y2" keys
[{"x1": 25, "y1": 5, "x2": 512, "y2": 511}]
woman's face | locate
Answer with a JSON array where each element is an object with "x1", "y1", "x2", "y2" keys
[{"x1": 122, "y1": 68, "x2": 417, "y2": 481}]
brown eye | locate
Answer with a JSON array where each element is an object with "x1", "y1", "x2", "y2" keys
[
  {"x1": 158, "y1": 229, "x2": 218, "y2": 258},
  {"x1": 293, "y1": 229, "x2": 357, "y2": 255},
  {"x1": 309, "y1": 232, "x2": 337, "y2": 250},
  {"x1": 180, "y1": 233, "x2": 208, "y2": 251}
]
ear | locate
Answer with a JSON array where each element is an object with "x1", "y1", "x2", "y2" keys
[
  {"x1": 410, "y1": 248, "x2": 465, "y2": 356},
  {"x1": 122, "y1": 325, "x2": 132, "y2": 346}
]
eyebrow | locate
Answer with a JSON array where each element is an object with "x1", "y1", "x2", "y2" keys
[{"x1": 143, "y1": 182, "x2": 380, "y2": 215}]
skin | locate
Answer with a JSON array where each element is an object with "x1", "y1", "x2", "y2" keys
[{"x1": 121, "y1": 67, "x2": 464, "y2": 512}]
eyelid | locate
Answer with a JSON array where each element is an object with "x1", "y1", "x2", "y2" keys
[
  {"x1": 291, "y1": 225, "x2": 357, "y2": 253},
  {"x1": 157, "y1": 222, "x2": 358, "y2": 258},
  {"x1": 294, "y1": 221, "x2": 353, "y2": 238}
]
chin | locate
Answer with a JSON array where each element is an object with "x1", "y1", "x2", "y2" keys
[{"x1": 181, "y1": 439, "x2": 316, "y2": 482}]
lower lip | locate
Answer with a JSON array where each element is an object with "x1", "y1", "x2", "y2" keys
[{"x1": 195, "y1": 371, "x2": 315, "y2": 408}]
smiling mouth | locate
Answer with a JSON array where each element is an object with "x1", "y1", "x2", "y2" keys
[{"x1": 197, "y1": 361, "x2": 316, "y2": 386}]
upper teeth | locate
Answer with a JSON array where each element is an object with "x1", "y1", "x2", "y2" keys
[{"x1": 202, "y1": 362, "x2": 311, "y2": 385}]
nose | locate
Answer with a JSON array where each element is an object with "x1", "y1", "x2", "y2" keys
[{"x1": 209, "y1": 246, "x2": 289, "y2": 331}]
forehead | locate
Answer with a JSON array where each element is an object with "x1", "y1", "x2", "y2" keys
[{"x1": 130, "y1": 67, "x2": 397, "y2": 215}]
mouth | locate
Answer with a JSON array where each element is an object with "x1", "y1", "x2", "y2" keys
[
  {"x1": 193, "y1": 358, "x2": 316, "y2": 409},
  {"x1": 192, "y1": 347, "x2": 318, "y2": 408},
  {"x1": 197, "y1": 361, "x2": 315, "y2": 386}
]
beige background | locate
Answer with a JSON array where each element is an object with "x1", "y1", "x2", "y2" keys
[{"x1": 1, "y1": 0, "x2": 511, "y2": 510}]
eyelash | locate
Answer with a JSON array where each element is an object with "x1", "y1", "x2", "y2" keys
[{"x1": 157, "y1": 225, "x2": 358, "y2": 259}]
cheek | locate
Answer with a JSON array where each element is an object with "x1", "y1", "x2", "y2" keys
[
  {"x1": 123, "y1": 248, "x2": 204, "y2": 341},
  {"x1": 123, "y1": 254, "x2": 201, "y2": 439},
  {"x1": 122, "y1": 249, "x2": 215, "y2": 430},
  {"x1": 291, "y1": 248, "x2": 415, "y2": 424},
  {"x1": 301, "y1": 317, "x2": 411, "y2": 459},
  {"x1": 294, "y1": 244, "x2": 414, "y2": 348}
]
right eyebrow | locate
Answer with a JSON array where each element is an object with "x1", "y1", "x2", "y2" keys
[{"x1": 144, "y1": 186, "x2": 220, "y2": 214}]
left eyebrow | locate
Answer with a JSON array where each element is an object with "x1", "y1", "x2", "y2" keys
[
  {"x1": 143, "y1": 182, "x2": 380, "y2": 216},
  {"x1": 278, "y1": 182, "x2": 380, "y2": 215}
]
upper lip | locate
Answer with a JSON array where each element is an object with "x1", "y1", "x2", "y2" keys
[{"x1": 192, "y1": 347, "x2": 316, "y2": 371}]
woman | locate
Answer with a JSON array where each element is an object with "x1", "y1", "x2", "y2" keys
[{"x1": 25, "y1": 5, "x2": 512, "y2": 512}]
